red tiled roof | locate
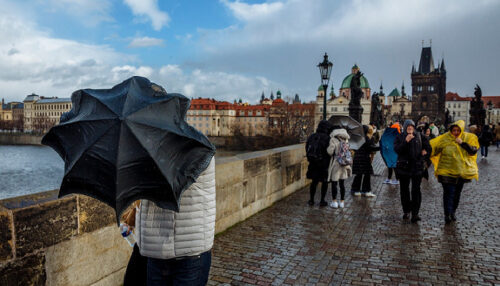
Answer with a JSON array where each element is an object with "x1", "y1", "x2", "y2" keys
[
  {"x1": 272, "y1": 98, "x2": 285, "y2": 105},
  {"x1": 445, "y1": 92, "x2": 471, "y2": 102},
  {"x1": 482, "y1": 96, "x2": 500, "y2": 108}
]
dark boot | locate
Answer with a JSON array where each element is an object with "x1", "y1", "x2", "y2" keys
[
  {"x1": 403, "y1": 213, "x2": 410, "y2": 220},
  {"x1": 411, "y1": 214, "x2": 421, "y2": 223},
  {"x1": 445, "y1": 215, "x2": 452, "y2": 224},
  {"x1": 451, "y1": 213, "x2": 457, "y2": 221}
]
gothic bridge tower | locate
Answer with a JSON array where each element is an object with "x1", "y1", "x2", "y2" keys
[{"x1": 411, "y1": 44, "x2": 446, "y2": 123}]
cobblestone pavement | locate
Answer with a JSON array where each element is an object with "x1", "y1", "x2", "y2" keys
[{"x1": 209, "y1": 149, "x2": 500, "y2": 285}]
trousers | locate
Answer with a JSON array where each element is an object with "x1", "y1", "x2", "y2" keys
[{"x1": 399, "y1": 175, "x2": 422, "y2": 215}]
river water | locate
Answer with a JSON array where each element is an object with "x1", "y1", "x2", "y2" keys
[{"x1": 0, "y1": 145, "x2": 241, "y2": 200}]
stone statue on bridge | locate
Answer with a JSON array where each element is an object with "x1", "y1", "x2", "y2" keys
[
  {"x1": 349, "y1": 71, "x2": 364, "y2": 123},
  {"x1": 469, "y1": 84, "x2": 486, "y2": 128},
  {"x1": 370, "y1": 92, "x2": 383, "y2": 128}
]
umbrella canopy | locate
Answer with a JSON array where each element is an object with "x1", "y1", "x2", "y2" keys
[
  {"x1": 42, "y1": 76, "x2": 216, "y2": 223},
  {"x1": 328, "y1": 115, "x2": 365, "y2": 150},
  {"x1": 380, "y1": 128, "x2": 399, "y2": 168}
]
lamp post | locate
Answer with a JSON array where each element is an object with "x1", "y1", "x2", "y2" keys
[
  {"x1": 317, "y1": 53, "x2": 333, "y2": 121},
  {"x1": 487, "y1": 100, "x2": 493, "y2": 124}
]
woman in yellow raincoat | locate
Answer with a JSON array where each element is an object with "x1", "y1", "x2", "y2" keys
[{"x1": 430, "y1": 120, "x2": 479, "y2": 224}]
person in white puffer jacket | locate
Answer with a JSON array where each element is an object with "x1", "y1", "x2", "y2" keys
[
  {"x1": 327, "y1": 128, "x2": 352, "y2": 208},
  {"x1": 134, "y1": 157, "x2": 216, "y2": 285}
]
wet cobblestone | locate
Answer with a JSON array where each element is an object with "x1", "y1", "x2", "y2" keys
[{"x1": 209, "y1": 150, "x2": 500, "y2": 285}]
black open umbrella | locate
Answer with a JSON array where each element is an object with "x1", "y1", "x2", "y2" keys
[
  {"x1": 328, "y1": 115, "x2": 365, "y2": 150},
  {"x1": 42, "y1": 76, "x2": 215, "y2": 223}
]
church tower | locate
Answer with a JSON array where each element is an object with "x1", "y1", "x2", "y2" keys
[{"x1": 411, "y1": 44, "x2": 446, "y2": 123}]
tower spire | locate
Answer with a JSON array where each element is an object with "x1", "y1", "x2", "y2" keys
[{"x1": 440, "y1": 58, "x2": 446, "y2": 71}]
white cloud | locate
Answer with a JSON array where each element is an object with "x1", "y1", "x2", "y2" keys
[
  {"x1": 153, "y1": 65, "x2": 282, "y2": 103},
  {"x1": 128, "y1": 36, "x2": 164, "y2": 48},
  {"x1": 123, "y1": 0, "x2": 170, "y2": 31},
  {"x1": 221, "y1": 0, "x2": 284, "y2": 21}
]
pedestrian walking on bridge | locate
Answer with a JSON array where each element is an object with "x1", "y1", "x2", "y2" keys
[
  {"x1": 430, "y1": 120, "x2": 479, "y2": 224},
  {"x1": 306, "y1": 120, "x2": 333, "y2": 206},
  {"x1": 351, "y1": 125, "x2": 380, "y2": 197},
  {"x1": 327, "y1": 128, "x2": 352, "y2": 208},
  {"x1": 394, "y1": 120, "x2": 432, "y2": 223}
]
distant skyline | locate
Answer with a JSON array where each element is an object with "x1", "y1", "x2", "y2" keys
[{"x1": 1, "y1": 0, "x2": 499, "y2": 104}]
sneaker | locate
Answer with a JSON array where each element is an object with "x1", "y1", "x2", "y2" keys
[
  {"x1": 308, "y1": 200, "x2": 314, "y2": 206},
  {"x1": 390, "y1": 180, "x2": 400, "y2": 185},
  {"x1": 339, "y1": 201, "x2": 345, "y2": 208},
  {"x1": 353, "y1": 192, "x2": 362, "y2": 196},
  {"x1": 363, "y1": 192, "x2": 376, "y2": 197},
  {"x1": 330, "y1": 201, "x2": 338, "y2": 208},
  {"x1": 383, "y1": 179, "x2": 391, "y2": 184},
  {"x1": 319, "y1": 201, "x2": 328, "y2": 207}
]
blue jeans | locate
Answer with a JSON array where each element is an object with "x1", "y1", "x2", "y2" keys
[
  {"x1": 442, "y1": 182, "x2": 465, "y2": 216},
  {"x1": 480, "y1": 145, "x2": 488, "y2": 157},
  {"x1": 147, "y1": 250, "x2": 212, "y2": 286}
]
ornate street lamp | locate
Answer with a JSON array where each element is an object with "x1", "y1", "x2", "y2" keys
[
  {"x1": 317, "y1": 53, "x2": 333, "y2": 120},
  {"x1": 487, "y1": 100, "x2": 493, "y2": 124}
]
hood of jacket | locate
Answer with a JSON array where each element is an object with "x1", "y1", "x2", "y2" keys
[
  {"x1": 330, "y1": 128, "x2": 350, "y2": 140},
  {"x1": 448, "y1": 120, "x2": 465, "y2": 138},
  {"x1": 402, "y1": 119, "x2": 416, "y2": 134},
  {"x1": 316, "y1": 120, "x2": 333, "y2": 134},
  {"x1": 390, "y1": 122, "x2": 401, "y2": 133}
]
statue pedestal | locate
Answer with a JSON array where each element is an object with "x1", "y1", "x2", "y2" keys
[{"x1": 349, "y1": 105, "x2": 363, "y2": 124}]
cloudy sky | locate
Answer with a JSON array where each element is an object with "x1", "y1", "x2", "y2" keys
[{"x1": 1, "y1": 0, "x2": 499, "y2": 104}]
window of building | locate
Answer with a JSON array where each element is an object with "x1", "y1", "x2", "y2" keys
[
  {"x1": 334, "y1": 107, "x2": 338, "y2": 112},
  {"x1": 458, "y1": 103, "x2": 461, "y2": 108},
  {"x1": 458, "y1": 112, "x2": 461, "y2": 116},
  {"x1": 453, "y1": 103, "x2": 456, "y2": 108}
]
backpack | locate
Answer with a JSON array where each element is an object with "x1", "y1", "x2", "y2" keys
[
  {"x1": 306, "y1": 134, "x2": 324, "y2": 162},
  {"x1": 336, "y1": 141, "x2": 353, "y2": 166}
]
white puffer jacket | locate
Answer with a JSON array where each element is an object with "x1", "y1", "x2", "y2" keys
[
  {"x1": 135, "y1": 158, "x2": 216, "y2": 259},
  {"x1": 327, "y1": 129, "x2": 352, "y2": 182}
]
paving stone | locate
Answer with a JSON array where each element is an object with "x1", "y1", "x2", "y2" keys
[{"x1": 209, "y1": 152, "x2": 500, "y2": 284}]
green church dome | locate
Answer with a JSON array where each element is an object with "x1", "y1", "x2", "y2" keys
[
  {"x1": 340, "y1": 73, "x2": 370, "y2": 89},
  {"x1": 318, "y1": 85, "x2": 325, "y2": 91}
]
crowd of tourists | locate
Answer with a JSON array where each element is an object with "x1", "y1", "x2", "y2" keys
[{"x1": 305, "y1": 119, "x2": 499, "y2": 224}]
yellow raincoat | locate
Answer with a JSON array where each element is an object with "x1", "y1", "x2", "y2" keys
[{"x1": 430, "y1": 120, "x2": 479, "y2": 180}]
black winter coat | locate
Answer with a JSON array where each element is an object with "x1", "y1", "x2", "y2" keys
[
  {"x1": 352, "y1": 137, "x2": 380, "y2": 175},
  {"x1": 306, "y1": 121, "x2": 332, "y2": 181},
  {"x1": 479, "y1": 129, "x2": 493, "y2": 147},
  {"x1": 394, "y1": 131, "x2": 432, "y2": 177}
]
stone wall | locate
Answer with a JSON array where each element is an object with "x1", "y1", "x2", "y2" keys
[
  {"x1": 0, "y1": 133, "x2": 43, "y2": 145},
  {"x1": 0, "y1": 144, "x2": 309, "y2": 285}
]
